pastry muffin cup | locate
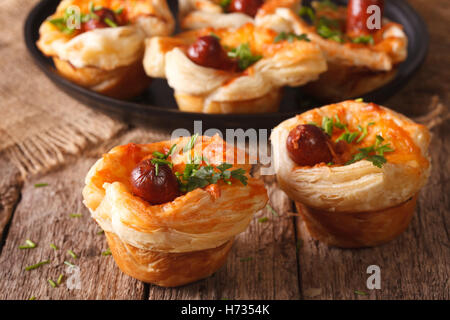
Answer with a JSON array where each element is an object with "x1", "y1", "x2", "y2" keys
[
  {"x1": 83, "y1": 135, "x2": 268, "y2": 286},
  {"x1": 271, "y1": 5, "x2": 408, "y2": 102},
  {"x1": 143, "y1": 23, "x2": 327, "y2": 114},
  {"x1": 295, "y1": 195, "x2": 417, "y2": 248},
  {"x1": 105, "y1": 232, "x2": 234, "y2": 287},
  {"x1": 37, "y1": 0, "x2": 174, "y2": 99},
  {"x1": 271, "y1": 100, "x2": 431, "y2": 248}
]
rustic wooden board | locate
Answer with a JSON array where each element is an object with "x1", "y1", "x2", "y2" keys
[{"x1": 0, "y1": 157, "x2": 146, "y2": 300}]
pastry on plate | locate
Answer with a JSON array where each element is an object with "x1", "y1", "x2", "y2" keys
[
  {"x1": 271, "y1": 100, "x2": 430, "y2": 248},
  {"x1": 279, "y1": 0, "x2": 408, "y2": 102},
  {"x1": 37, "y1": 0, "x2": 175, "y2": 99},
  {"x1": 82, "y1": 134, "x2": 268, "y2": 286},
  {"x1": 179, "y1": 0, "x2": 301, "y2": 31},
  {"x1": 143, "y1": 23, "x2": 327, "y2": 113}
]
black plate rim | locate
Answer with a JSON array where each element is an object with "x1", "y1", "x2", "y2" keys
[{"x1": 24, "y1": 0, "x2": 429, "y2": 127}]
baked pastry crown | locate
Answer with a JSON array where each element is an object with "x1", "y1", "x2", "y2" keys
[
  {"x1": 37, "y1": 0, "x2": 175, "y2": 70},
  {"x1": 271, "y1": 100, "x2": 431, "y2": 213},
  {"x1": 83, "y1": 135, "x2": 268, "y2": 253},
  {"x1": 143, "y1": 22, "x2": 327, "y2": 103}
]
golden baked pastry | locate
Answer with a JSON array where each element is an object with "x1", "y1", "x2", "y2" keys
[
  {"x1": 276, "y1": 0, "x2": 408, "y2": 102},
  {"x1": 82, "y1": 134, "x2": 268, "y2": 286},
  {"x1": 271, "y1": 100, "x2": 431, "y2": 247},
  {"x1": 37, "y1": 0, "x2": 175, "y2": 99},
  {"x1": 179, "y1": 0, "x2": 301, "y2": 31},
  {"x1": 143, "y1": 23, "x2": 327, "y2": 113}
]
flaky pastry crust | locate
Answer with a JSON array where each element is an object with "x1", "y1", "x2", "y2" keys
[
  {"x1": 37, "y1": 0, "x2": 174, "y2": 98},
  {"x1": 82, "y1": 135, "x2": 268, "y2": 286},
  {"x1": 179, "y1": 0, "x2": 301, "y2": 31},
  {"x1": 143, "y1": 23, "x2": 327, "y2": 113},
  {"x1": 269, "y1": 6, "x2": 408, "y2": 101},
  {"x1": 271, "y1": 100, "x2": 431, "y2": 247}
]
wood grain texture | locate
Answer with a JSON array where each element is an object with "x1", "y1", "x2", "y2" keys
[{"x1": 0, "y1": 158, "x2": 146, "y2": 300}]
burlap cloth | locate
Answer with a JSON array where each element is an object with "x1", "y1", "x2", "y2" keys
[{"x1": 0, "y1": 0, "x2": 127, "y2": 177}]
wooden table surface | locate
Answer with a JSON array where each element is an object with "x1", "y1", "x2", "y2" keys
[{"x1": 0, "y1": 0, "x2": 448, "y2": 300}]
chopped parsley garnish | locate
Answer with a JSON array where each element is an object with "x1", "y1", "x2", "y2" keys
[
  {"x1": 48, "y1": 279, "x2": 57, "y2": 288},
  {"x1": 352, "y1": 35, "x2": 374, "y2": 45},
  {"x1": 34, "y1": 183, "x2": 49, "y2": 188},
  {"x1": 321, "y1": 116, "x2": 334, "y2": 136},
  {"x1": 220, "y1": 0, "x2": 232, "y2": 10},
  {"x1": 227, "y1": 43, "x2": 262, "y2": 70},
  {"x1": 316, "y1": 17, "x2": 344, "y2": 43},
  {"x1": 274, "y1": 32, "x2": 310, "y2": 43},
  {"x1": 115, "y1": 7, "x2": 124, "y2": 15},
  {"x1": 57, "y1": 274, "x2": 64, "y2": 285},
  {"x1": 104, "y1": 17, "x2": 117, "y2": 28},
  {"x1": 354, "y1": 290, "x2": 368, "y2": 296},
  {"x1": 25, "y1": 260, "x2": 50, "y2": 271},
  {"x1": 19, "y1": 239, "x2": 37, "y2": 249},
  {"x1": 67, "y1": 249, "x2": 78, "y2": 259},
  {"x1": 102, "y1": 248, "x2": 112, "y2": 256},
  {"x1": 152, "y1": 144, "x2": 177, "y2": 175},
  {"x1": 176, "y1": 161, "x2": 248, "y2": 193},
  {"x1": 183, "y1": 134, "x2": 198, "y2": 152},
  {"x1": 356, "y1": 122, "x2": 375, "y2": 143},
  {"x1": 346, "y1": 135, "x2": 395, "y2": 168},
  {"x1": 299, "y1": 6, "x2": 316, "y2": 22},
  {"x1": 317, "y1": 0, "x2": 338, "y2": 11}
]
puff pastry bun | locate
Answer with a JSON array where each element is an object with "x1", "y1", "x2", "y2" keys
[
  {"x1": 179, "y1": 0, "x2": 301, "y2": 31},
  {"x1": 82, "y1": 135, "x2": 268, "y2": 286},
  {"x1": 143, "y1": 23, "x2": 327, "y2": 113},
  {"x1": 277, "y1": 1, "x2": 408, "y2": 101},
  {"x1": 271, "y1": 100, "x2": 431, "y2": 247},
  {"x1": 37, "y1": 0, "x2": 175, "y2": 99}
]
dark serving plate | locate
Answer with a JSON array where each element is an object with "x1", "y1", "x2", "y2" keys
[{"x1": 24, "y1": 0, "x2": 429, "y2": 130}]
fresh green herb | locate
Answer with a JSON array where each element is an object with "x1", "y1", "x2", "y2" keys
[
  {"x1": 177, "y1": 162, "x2": 247, "y2": 193},
  {"x1": 64, "y1": 261, "x2": 75, "y2": 267},
  {"x1": 354, "y1": 290, "x2": 368, "y2": 296},
  {"x1": 50, "y1": 243, "x2": 59, "y2": 250},
  {"x1": 258, "y1": 217, "x2": 269, "y2": 223},
  {"x1": 299, "y1": 6, "x2": 316, "y2": 22},
  {"x1": 104, "y1": 17, "x2": 118, "y2": 28},
  {"x1": 183, "y1": 134, "x2": 199, "y2": 153},
  {"x1": 29, "y1": 296, "x2": 37, "y2": 300},
  {"x1": 316, "y1": 17, "x2": 344, "y2": 43},
  {"x1": 356, "y1": 122, "x2": 375, "y2": 143},
  {"x1": 34, "y1": 183, "x2": 49, "y2": 188},
  {"x1": 335, "y1": 128, "x2": 359, "y2": 144},
  {"x1": 327, "y1": 162, "x2": 334, "y2": 166},
  {"x1": 57, "y1": 274, "x2": 64, "y2": 285},
  {"x1": 115, "y1": 7, "x2": 124, "y2": 15},
  {"x1": 317, "y1": 0, "x2": 338, "y2": 11},
  {"x1": 355, "y1": 98, "x2": 364, "y2": 102},
  {"x1": 352, "y1": 35, "x2": 374, "y2": 45},
  {"x1": 266, "y1": 204, "x2": 278, "y2": 216},
  {"x1": 102, "y1": 248, "x2": 112, "y2": 256},
  {"x1": 322, "y1": 116, "x2": 334, "y2": 136},
  {"x1": 274, "y1": 32, "x2": 310, "y2": 43},
  {"x1": 227, "y1": 43, "x2": 262, "y2": 70},
  {"x1": 69, "y1": 213, "x2": 82, "y2": 218},
  {"x1": 333, "y1": 115, "x2": 346, "y2": 129},
  {"x1": 240, "y1": 257, "x2": 253, "y2": 262},
  {"x1": 152, "y1": 144, "x2": 177, "y2": 175},
  {"x1": 25, "y1": 260, "x2": 50, "y2": 271},
  {"x1": 307, "y1": 121, "x2": 318, "y2": 126},
  {"x1": 67, "y1": 250, "x2": 78, "y2": 259},
  {"x1": 48, "y1": 279, "x2": 57, "y2": 288},
  {"x1": 219, "y1": 0, "x2": 232, "y2": 10},
  {"x1": 19, "y1": 239, "x2": 37, "y2": 249},
  {"x1": 346, "y1": 135, "x2": 394, "y2": 168}
]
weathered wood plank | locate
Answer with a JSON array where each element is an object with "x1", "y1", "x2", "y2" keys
[
  {"x1": 0, "y1": 157, "x2": 146, "y2": 300},
  {"x1": 0, "y1": 155, "x2": 22, "y2": 245},
  {"x1": 148, "y1": 173, "x2": 300, "y2": 299}
]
